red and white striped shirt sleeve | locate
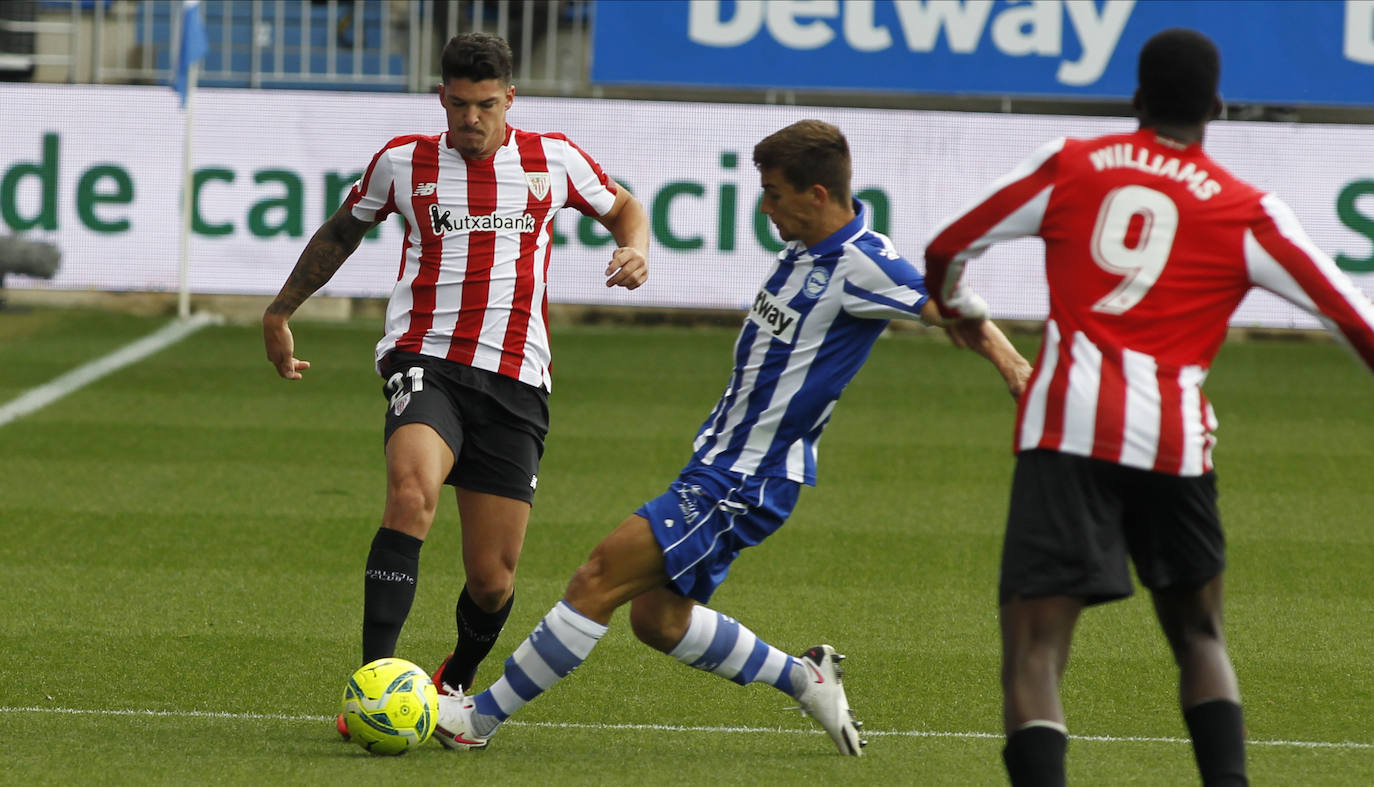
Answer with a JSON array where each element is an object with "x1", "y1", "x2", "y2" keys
[
  {"x1": 1245, "y1": 193, "x2": 1374, "y2": 371},
  {"x1": 924, "y1": 137, "x2": 1065, "y2": 320},
  {"x1": 345, "y1": 137, "x2": 407, "y2": 223},
  {"x1": 544, "y1": 133, "x2": 618, "y2": 218}
]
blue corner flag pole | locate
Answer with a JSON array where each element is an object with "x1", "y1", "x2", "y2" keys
[
  {"x1": 172, "y1": 0, "x2": 209, "y2": 108},
  {"x1": 174, "y1": 0, "x2": 209, "y2": 319}
]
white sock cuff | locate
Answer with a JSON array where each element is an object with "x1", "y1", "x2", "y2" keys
[
  {"x1": 1017, "y1": 719, "x2": 1068, "y2": 736},
  {"x1": 553, "y1": 600, "x2": 609, "y2": 639},
  {"x1": 667, "y1": 604, "x2": 716, "y2": 663}
]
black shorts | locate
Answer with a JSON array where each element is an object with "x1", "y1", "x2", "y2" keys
[
  {"x1": 999, "y1": 449, "x2": 1224, "y2": 606},
  {"x1": 380, "y1": 351, "x2": 549, "y2": 504}
]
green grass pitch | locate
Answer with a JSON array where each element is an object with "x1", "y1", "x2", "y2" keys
[{"x1": 0, "y1": 308, "x2": 1370, "y2": 785}]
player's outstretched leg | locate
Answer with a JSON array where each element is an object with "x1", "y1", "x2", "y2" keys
[
  {"x1": 638, "y1": 598, "x2": 865, "y2": 756},
  {"x1": 434, "y1": 599, "x2": 607, "y2": 750}
]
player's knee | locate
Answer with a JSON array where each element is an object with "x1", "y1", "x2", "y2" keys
[
  {"x1": 565, "y1": 550, "x2": 615, "y2": 611},
  {"x1": 385, "y1": 478, "x2": 439, "y2": 524},
  {"x1": 1176, "y1": 614, "x2": 1226, "y2": 653},
  {"x1": 565, "y1": 557, "x2": 599, "y2": 599},
  {"x1": 628, "y1": 603, "x2": 677, "y2": 652},
  {"x1": 463, "y1": 574, "x2": 513, "y2": 610},
  {"x1": 1159, "y1": 606, "x2": 1226, "y2": 663}
]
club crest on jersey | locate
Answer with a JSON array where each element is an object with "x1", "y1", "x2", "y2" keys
[
  {"x1": 749, "y1": 288, "x2": 801, "y2": 344},
  {"x1": 803, "y1": 267, "x2": 831, "y2": 299},
  {"x1": 526, "y1": 172, "x2": 551, "y2": 201}
]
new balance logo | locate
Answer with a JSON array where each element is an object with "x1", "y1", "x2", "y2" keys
[{"x1": 413, "y1": 182, "x2": 438, "y2": 196}]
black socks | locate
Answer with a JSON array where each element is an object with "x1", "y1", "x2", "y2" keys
[
  {"x1": 361, "y1": 527, "x2": 423, "y2": 664},
  {"x1": 1185, "y1": 699, "x2": 1248, "y2": 786},
  {"x1": 438, "y1": 586, "x2": 515, "y2": 691},
  {"x1": 1003, "y1": 723, "x2": 1069, "y2": 787},
  {"x1": 358, "y1": 528, "x2": 515, "y2": 692}
]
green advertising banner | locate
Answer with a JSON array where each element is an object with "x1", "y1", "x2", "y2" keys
[{"x1": 2, "y1": 83, "x2": 1371, "y2": 329}]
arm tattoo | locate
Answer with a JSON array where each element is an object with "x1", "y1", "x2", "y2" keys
[{"x1": 266, "y1": 211, "x2": 371, "y2": 317}]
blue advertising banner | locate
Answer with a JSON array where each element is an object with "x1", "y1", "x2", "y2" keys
[{"x1": 592, "y1": 0, "x2": 1374, "y2": 106}]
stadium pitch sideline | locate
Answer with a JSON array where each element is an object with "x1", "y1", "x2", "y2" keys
[
  {"x1": 2, "y1": 706, "x2": 1368, "y2": 751},
  {"x1": 0, "y1": 312, "x2": 222, "y2": 427}
]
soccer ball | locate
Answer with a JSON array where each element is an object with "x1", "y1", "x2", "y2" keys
[{"x1": 340, "y1": 657, "x2": 440, "y2": 755}]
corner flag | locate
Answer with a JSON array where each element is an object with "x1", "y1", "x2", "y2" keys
[
  {"x1": 172, "y1": 0, "x2": 209, "y2": 107},
  {"x1": 173, "y1": 0, "x2": 209, "y2": 318}
]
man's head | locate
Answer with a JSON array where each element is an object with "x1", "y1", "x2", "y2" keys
[
  {"x1": 1135, "y1": 28, "x2": 1221, "y2": 127},
  {"x1": 441, "y1": 32, "x2": 513, "y2": 85},
  {"x1": 439, "y1": 33, "x2": 515, "y2": 160},
  {"x1": 753, "y1": 120, "x2": 853, "y2": 246}
]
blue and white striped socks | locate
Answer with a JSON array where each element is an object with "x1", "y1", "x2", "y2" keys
[
  {"x1": 470, "y1": 600, "x2": 607, "y2": 736},
  {"x1": 668, "y1": 604, "x2": 804, "y2": 697},
  {"x1": 468, "y1": 600, "x2": 804, "y2": 738}
]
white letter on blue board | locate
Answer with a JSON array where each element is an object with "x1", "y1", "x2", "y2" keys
[
  {"x1": 688, "y1": 0, "x2": 765, "y2": 47},
  {"x1": 1346, "y1": 0, "x2": 1374, "y2": 65},
  {"x1": 1059, "y1": 0, "x2": 1135, "y2": 86}
]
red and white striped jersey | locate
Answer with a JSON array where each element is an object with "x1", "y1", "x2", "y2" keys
[
  {"x1": 926, "y1": 127, "x2": 1374, "y2": 476},
  {"x1": 345, "y1": 126, "x2": 620, "y2": 390}
]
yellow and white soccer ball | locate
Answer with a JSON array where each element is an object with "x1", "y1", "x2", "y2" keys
[{"x1": 340, "y1": 657, "x2": 440, "y2": 755}]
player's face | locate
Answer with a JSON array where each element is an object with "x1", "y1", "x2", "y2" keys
[
  {"x1": 758, "y1": 167, "x2": 820, "y2": 244},
  {"x1": 439, "y1": 77, "x2": 514, "y2": 160}
]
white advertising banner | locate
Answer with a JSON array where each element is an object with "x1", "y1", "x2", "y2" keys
[{"x1": 2, "y1": 83, "x2": 1372, "y2": 330}]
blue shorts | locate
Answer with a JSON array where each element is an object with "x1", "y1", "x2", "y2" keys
[{"x1": 636, "y1": 463, "x2": 801, "y2": 603}]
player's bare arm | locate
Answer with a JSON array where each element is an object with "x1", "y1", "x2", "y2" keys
[
  {"x1": 595, "y1": 180, "x2": 649, "y2": 289},
  {"x1": 263, "y1": 205, "x2": 375, "y2": 380},
  {"x1": 921, "y1": 300, "x2": 1032, "y2": 400}
]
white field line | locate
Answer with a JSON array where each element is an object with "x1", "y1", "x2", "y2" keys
[
  {"x1": 0, "y1": 706, "x2": 1368, "y2": 750},
  {"x1": 0, "y1": 312, "x2": 221, "y2": 427}
]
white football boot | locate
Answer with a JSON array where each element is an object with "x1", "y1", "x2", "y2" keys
[
  {"x1": 795, "y1": 644, "x2": 866, "y2": 756},
  {"x1": 434, "y1": 689, "x2": 491, "y2": 750}
]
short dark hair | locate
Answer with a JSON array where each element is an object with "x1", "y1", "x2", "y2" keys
[
  {"x1": 441, "y1": 32, "x2": 513, "y2": 84},
  {"x1": 752, "y1": 120, "x2": 851, "y2": 204},
  {"x1": 1137, "y1": 28, "x2": 1220, "y2": 124}
]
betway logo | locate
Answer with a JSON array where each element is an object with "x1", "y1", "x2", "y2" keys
[
  {"x1": 429, "y1": 204, "x2": 536, "y2": 235},
  {"x1": 689, "y1": 0, "x2": 1135, "y2": 86},
  {"x1": 748, "y1": 288, "x2": 800, "y2": 344}
]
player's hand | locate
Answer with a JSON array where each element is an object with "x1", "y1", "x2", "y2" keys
[
  {"x1": 1003, "y1": 356, "x2": 1033, "y2": 400},
  {"x1": 605, "y1": 246, "x2": 648, "y2": 290},
  {"x1": 945, "y1": 317, "x2": 1032, "y2": 401},
  {"x1": 263, "y1": 313, "x2": 311, "y2": 380}
]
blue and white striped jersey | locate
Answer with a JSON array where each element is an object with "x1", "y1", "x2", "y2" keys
[{"x1": 691, "y1": 202, "x2": 930, "y2": 485}]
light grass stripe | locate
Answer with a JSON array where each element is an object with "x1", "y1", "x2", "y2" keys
[
  {"x1": 0, "y1": 312, "x2": 222, "y2": 427},
  {"x1": 2, "y1": 706, "x2": 1368, "y2": 750}
]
